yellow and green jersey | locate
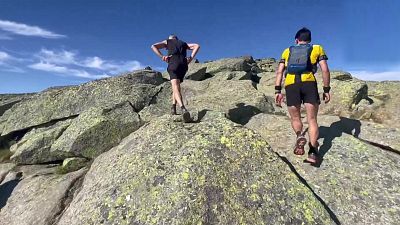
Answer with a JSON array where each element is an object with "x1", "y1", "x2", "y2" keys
[{"x1": 280, "y1": 44, "x2": 328, "y2": 87}]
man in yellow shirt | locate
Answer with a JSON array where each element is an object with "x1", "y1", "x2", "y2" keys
[{"x1": 274, "y1": 27, "x2": 331, "y2": 164}]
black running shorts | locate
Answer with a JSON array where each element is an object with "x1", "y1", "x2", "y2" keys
[
  {"x1": 167, "y1": 63, "x2": 188, "y2": 82},
  {"x1": 285, "y1": 82, "x2": 320, "y2": 106}
]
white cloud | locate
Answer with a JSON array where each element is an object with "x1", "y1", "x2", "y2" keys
[
  {"x1": 36, "y1": 49, "x2": 143, "y2": 73},
  {"x1": 1, "y1": 48, "x2": 144, "y2": 78},
  {"x1": 29, "y1": 48, "x2": 144, "y2": 78},
  {"x1": 29, "y1": 61, "x2": 68, "y2": 73},
  {"x1": 0, "y1": 19, "x2": 66, "y2": 38},
  {"x1": 0, "y1": 51, "x2": 25, "y2": 73},
  {"x1": 350, "y1": 70, "x2": 400, "y2": 81},
  {"x1": 1, "y1": 66, "x2": 25, "y2": 73},
  {"x1": 29, "y1": 61, "x2": 109, "y2": 79},
  {"x1": 83, "y1": 56, "x2": 104, "y2": 69},
  {"x1": 37, "y1": 49, "x2": 77, "y2": 64},
  {"x1": 110, "y1": 60, "x2": 142, "y2": 73},
  {"x1": 0, "y1": 33, "x2": 12, "y2": 40},
  {"x1": 0, "y1": 51, "x2": 10, "y2": 61},
  {"x1": 82, "y1": 56, "x2": 142, "y2": 73}
]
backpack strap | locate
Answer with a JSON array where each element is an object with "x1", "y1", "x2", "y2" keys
[{"x1": 306, "y1": 44, "x2": 314, "y2": 72}]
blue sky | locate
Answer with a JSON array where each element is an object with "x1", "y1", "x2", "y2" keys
[{"x1": 0, "y1": 0, "x2": 399, "y2": 93}]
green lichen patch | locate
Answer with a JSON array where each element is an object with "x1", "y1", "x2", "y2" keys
[
  {"x1": 58, "y1": 113, "x2": 334, "y2": 225},
  {"x1": 57, "y1": 157, "x2": 88, "y2": 174}
]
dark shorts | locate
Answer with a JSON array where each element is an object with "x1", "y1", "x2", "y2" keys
[
  {"x1": 285, "y1": 82, "x2": 320, "y2": 106},
  {"x1": 167, "y1": 63, "x2": 188, "y2": 82}
]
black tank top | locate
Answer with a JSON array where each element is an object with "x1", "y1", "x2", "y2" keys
[{"x1": 167, "y1": 39, "x2": 188, "y2": 65}]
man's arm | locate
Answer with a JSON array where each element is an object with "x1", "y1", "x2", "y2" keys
[
  {"x1": 319, "y1": 60, "x2": 330, "y2": 87},
  {"x1": 319, "y1": 59, "x2": 331, "y2": 103},
  {"x1": 274, "y1": 62, "x2": 285, "y2": 106},
  {"x1": 151, "y1": 40, "x2": 168, "y2": 62},
  {"x1": 187, "y1": 43, "x2": 200, "y2": 63},
  {"x1": 275, "y1": 62, "x2": 285, "y2": 87}
]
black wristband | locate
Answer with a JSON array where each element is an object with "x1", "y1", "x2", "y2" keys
[
  {"x1": 323, "y1": 86, "x2": 331, "y2": 93},
  {"x1": 275, "y1": 86, "x2": 282, "y2": 94}
]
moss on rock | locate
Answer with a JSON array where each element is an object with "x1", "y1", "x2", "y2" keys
[
  {"x1": 246, "y1": 113, "x2": 400, "y2": 225},
  {"x1": 58, "y1": 112, "x2": 334, "y2": 225},
  {"x1": 0, "y1": 70, "x2": 162, "y2": 136},
  {"x1": 51, "y1": 101, "x2": 143, "y2": 160},
  {"x1": 57, "y1": 157, "x2": 88, "y2": 174},
  {"x1": 10, "y1": 120, "x2": 73, "y2": 164}
]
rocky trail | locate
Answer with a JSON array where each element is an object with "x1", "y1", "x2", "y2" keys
[{"x1": 0, "y1": 57, "x2": 399, "y2": 224}]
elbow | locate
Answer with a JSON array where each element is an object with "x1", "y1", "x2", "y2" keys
[{"x1": 151, "y1": 44, "x2": 158, "y2": 50}]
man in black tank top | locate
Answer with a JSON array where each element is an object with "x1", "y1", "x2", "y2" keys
[{"x1": 151, "y1": 35, "x2": 200, "y2": 122}]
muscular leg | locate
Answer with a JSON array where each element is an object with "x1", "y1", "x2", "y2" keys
[
  {"x1": 304, "y1": 103, "x2": 319, "y2": 147},
  {"x1": 170, "y1": 92, "x2": 177, "y2": 115},
  {"x1": 170, "y1": 79, "x2": 184, "y2": 108},
  {"x1": 172, "y1": 93, "x2": 176, "y2": 105},
  {"x1": 287, "y1": 105, "x2": 303, "y2": 135}
]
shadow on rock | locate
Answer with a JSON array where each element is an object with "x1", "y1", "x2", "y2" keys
[
  {"x1": 227, "y1": 103, "x2": 261, "y2": 125},
  {"x1": 251, "y1": 74, "x2": 261, "y2": 83},
  {"x1": 0, "y1": 179, "x2": 21, "y2": 209},
  {"x1": 196, "y1": 109, "x2": 209, "y2": 122},
  {"x1": 315, "y1": 117, "x2": 362, "y2": 167}
]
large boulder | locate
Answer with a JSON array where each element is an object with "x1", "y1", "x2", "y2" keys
[
  {"x1": 57, "y1": 113, "x2": 334, "y2": 224},
  {"x1": 182, "y1": 80, "x2": 276, "y2": 124},
  {"x1": 0, "y1": 70, "x2": 163, "y2": 136},
  {"x1": 0, "y1": 143, "x2": 13, "y2": 163},
  {"x1": 10, "y1": 120, "x2": 73, "y2": 164},
  {"x1": 0, "y1": 169, "x2": 86, "y2": 225},
  {"x1": 0, "y1": 93, "x2": 33, "y2": 117},
  {"x1": 246, "y1": 113, "x2": 400, "y2": 225},
  {"x1": 139, "y1": 83, "x2": 174, "y2": 122},
  {"x1": 329, "y1": 71, "x2": 352, "y2": 81},
  {"x1": 210, "y1": 71, "x2": 252, "y2": 81},
  {"x1": 51, "y1": 101, "x2": 143, "y2": 159},
  {"x1": 316, "y1": 72, "x2": 400, "y2": 127},
  {"x1": 57, "y1": 157, "x2": 88, "y2": 174},
  {"x1": 257, "y1": 72, "x2": 278, "y2": 96},
  {"x1": 140, "y1": 79, "x2": 277, "y2": 124},
  {"x1": 0, "y1": 94, "x2": 34, "y2": 142},
  {"x1": 11, "y1": 163, "x2": 60, "y2": 179},
  {"x1": 163, "y1": 57, "x2": 257, "y2": 82},
  {"x1": 317, "y1": 74, "x2": 368, "y2": 117},
  {"x1": 183, "y1": 56, "x2": 255, "y2": 81},
  {"x1": 10, "y1": 101, "x2": 142, "y2": 164},
  {"x1": 185, "y1": 64, "x2": 208, "y2": 81},
  {"x1": 254, "y1": 58, "x2": 278, "y2": 73},
  {"x1": 199, "y1": 56, "x2": 255, "y2": 74},
  {"x1": 0, "y1": 163, "x2": 15, "y2": 183},
  {"x1": 316, "y1": 115, "x2": 400, "y2": 153},
  {"x1": 360, "y1": 81, "x2": 400, "y2": 127}
]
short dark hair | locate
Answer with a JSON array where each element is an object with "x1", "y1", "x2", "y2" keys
[
  {"x1": 168, "y1": 34, "x2": 178, "y2": 40},
  {"x1": 295, "y1": 27, "x2": 311, "y2": 42}
]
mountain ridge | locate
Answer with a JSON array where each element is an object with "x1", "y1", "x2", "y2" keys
[{"x1": 0, "y1": 56, "x2": 399, "y2": 224}]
